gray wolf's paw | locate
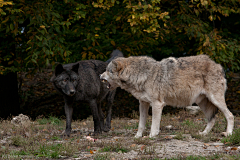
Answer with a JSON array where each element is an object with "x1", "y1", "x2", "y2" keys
[
  {"x1": 149, "y1": 131, "x2": 159, "y2": 138},
  {"x1": 199, "y1": 131, "x2": 207, "y2": 136},
  {"x1": 221, "y1": 132, "x2": 232, "y2": 137},
  {"x1": 134, "y1": 133, "x2": 142, "y2": 138}
]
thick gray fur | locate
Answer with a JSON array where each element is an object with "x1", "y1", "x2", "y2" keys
[{"x1": 100, "y1": 55, "x2": 234, "y2": 137}]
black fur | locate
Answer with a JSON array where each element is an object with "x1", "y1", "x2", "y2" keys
[{"x1": 51, "y1": 50, "x2": 123, "y2": 136}]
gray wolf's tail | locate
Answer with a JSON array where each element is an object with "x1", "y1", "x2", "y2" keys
[{"x1": 106, "y1": 49, "x2": 124, "y2": 63}]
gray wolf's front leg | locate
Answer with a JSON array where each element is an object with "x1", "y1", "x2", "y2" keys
[
  {"x1": 64, "y1": 96, "x2": 74, "y2": 136},
  {"x1": 149, "y1": 101, "x2": 164, "y2": 138},
  {"x1": 135, "y1": 101, "x2": 150, "y2": 138}
]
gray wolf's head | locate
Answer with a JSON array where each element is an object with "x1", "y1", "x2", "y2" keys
[
  {"x1": 100, "y1": 57, "x2": 127, "y2": 90},
  {"x1": 52, "y1": 63, "x2": 79, "y2": 96}
]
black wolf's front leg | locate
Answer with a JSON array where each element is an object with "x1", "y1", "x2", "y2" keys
[
  {"x1": 89, "y1": 99, "x2": 101, "y2": 134},
  {"x1": 104, "y1": 90, "x2": 116, "y2": 131},
  {"x1": 64, "y1": 96, "x2": 74, "y2": 136}
]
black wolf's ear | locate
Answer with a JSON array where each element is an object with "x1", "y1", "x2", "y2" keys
[
  {"x1": 55, "y1": 64, "x2": 64, "y2": 76},
  {"x1": 71, "y1": 63, "x2": 79, "y2": 74},
  {"x1": 112, "y1": 59, "x2": 124, "y2": 72}
]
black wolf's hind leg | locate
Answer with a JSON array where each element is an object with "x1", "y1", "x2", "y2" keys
[
  {"x1": 104, "y1": 90, "x2": 116, "y2": 132},
  {"x1": 64, "y1": 96, "x2": 74, "y2": 136},
  {"x1": 89, "y1": 99, "x2": 102, "y2": 134},
  {"x1": 196, "y1": 95, "x2": 218, "y2": 135}
]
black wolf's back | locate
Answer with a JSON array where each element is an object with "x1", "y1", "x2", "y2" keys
[{"x1": 106, "y1": 49, "x2": 124, "y2": 64}]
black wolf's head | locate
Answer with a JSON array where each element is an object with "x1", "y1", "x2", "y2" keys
[{"x1": 53, "y1": 63, "x2": 79, "y2": 96}]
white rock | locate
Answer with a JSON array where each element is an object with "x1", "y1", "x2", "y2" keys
[
  {"x1": 11, "y1": 114, "x2": 31, "y2": 127},
  {"x1": 165, "y1": 125, "x2": 173, "y2": 130},
  {"x1": 186, "y1": 106, "x2": 201, "y2": 115}
]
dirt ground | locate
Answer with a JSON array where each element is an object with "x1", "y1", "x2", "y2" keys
[{"x1": 1, "y1": 112, "x2": 240, "y2": 159}]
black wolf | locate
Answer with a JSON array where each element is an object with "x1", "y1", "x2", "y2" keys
[{"x1": 51, "y1": 50, "x2": 123, "y2": 136}]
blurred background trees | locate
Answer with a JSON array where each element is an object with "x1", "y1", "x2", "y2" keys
[{"x1": 0, "y1": 0, "x2": 240, "y2": 118}]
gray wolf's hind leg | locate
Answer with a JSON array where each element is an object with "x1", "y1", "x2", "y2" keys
[
  {"x1": 209, "y1": 94, "x2": 234, "y2": 136},
  {"x1": 196, "y1": 95, "x2": 217, "y2": 135},
  {"x1": 103, "y1": 90, "x2": 116, "y2": 132},
  {"x1": 135, "y1": 101, "x2": 150, "y2": 138}
]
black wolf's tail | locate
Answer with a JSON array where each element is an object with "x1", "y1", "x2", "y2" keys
[{"x1": 106, "y1": 49, "x2": 124, "y2": 63}]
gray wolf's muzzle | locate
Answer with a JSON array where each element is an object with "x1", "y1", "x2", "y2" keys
[{"x1": 100, "y1": 74, "x2": 110, "y2": 89}]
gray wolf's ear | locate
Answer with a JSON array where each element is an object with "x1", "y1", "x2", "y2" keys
[
  {"x1": 72, "y1": 63, "x2": 79, "y2": 74},
  {"x1": 55, "y1": 64, "x2": 64, "y2": 76},
  {"x1": 112, "y1": 59, "x2": 124, "y2": 72}
]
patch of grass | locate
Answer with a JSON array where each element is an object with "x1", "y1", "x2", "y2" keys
[
  {"x1": 10, "y1": 135, "x2": 26, "y2": 146},
  {"x1": 181, "y1": 119, "x2": 195, "y2": 127},
  {"x1": 93, "y1": 153, "x2": 112, "y2": 160},
  {"x1": 37, "y1": 116, "x2": 62, "y2": 125},
  {"x1": 124, "y1": 123, "x2": 138, "y2": 130},
  {"x1": 134, "y1": 137, "x2": 151, "y2": 145},
  {"x1": 221, "y1": 128, "x2": 240, "y2": 145},
  {"x1": 174, "y1": 133, "x2": 185, "y2": 140},
  {"x1": 51, "y1": 136, "x2": 62, "y2": 141},
  {"x1": 34, "y1": 143, "x2": 62, "y2": 158},
  {"x1": 99, "y1": 143, "x2": 129, "y2": 153}
]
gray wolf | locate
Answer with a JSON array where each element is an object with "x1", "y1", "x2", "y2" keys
[
  {"x1": 51, "y1": 50, "x2": 123, "y2": 136},
  {"x1": 100, "y1": 55, "x2": 234, "y2": 138}
]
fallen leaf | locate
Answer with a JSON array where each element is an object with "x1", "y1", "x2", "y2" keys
[
  {"x1": 215, "y1": 145, "x2": 219, "y2": 147},
  {"x1": 204, "y1": 143, "x2": 209, "y2": 146},
  {"x1": 231, "y1": 147, "x2": 238, "y2": 150},
  {"x1": 141, "y1": 145, "x2": 146, "y2": 151},
  {"x1": 42, "y1": 129, "x2": 48, "y2": 132},
  {"x1": 90, "y1": 150, "x2": 93, "y2": 154},
  {"x1": 115, "y1": 139, "x2": 118, "y2": 141},
  {"x1": 164, "y1": 136, "x2": 172, "y2": 139},
  {"x1": 77, "y1": 140, "x2": 80, "y2": 143},
  {"x1": 130, "y1": 144, "x2": 136, "y2": 148},
  {"x1": 82, "y1": 122, "x2": 87, "y2": 125}
]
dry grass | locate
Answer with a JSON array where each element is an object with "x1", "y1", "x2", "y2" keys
[{"x1": 0, "y1": 110, "x2": 239, "y2": 159}]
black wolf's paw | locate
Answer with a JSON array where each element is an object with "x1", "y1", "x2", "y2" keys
[
  {"x1": 103, "y1": 126, "x2": 111, "y2": 132},
  {"x1": 62, "y1": 129, "x2": 71, "y2": 137}
]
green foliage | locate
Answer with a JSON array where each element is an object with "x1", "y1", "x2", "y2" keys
[{"x1": 0, "y1": 0, "x2": 240, "y2": 75}]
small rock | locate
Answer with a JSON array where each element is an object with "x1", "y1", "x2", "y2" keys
[
  {"x1": 165, "y1": 125, "x2": 173, "y2": 130},
  {"x1": 186, "y1": 106, "x2": 201, "y2": 115},
  {"x1": 11, "y1": 114, "x2": 31, "y2": 127},
  {"x1": 209, "y1": 142, "x2": 224, "y2": 146}
]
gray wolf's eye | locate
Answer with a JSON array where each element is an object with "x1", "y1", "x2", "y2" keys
[{"x1": 64, "y1": 79, "x2": 68, "y2": 82}]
